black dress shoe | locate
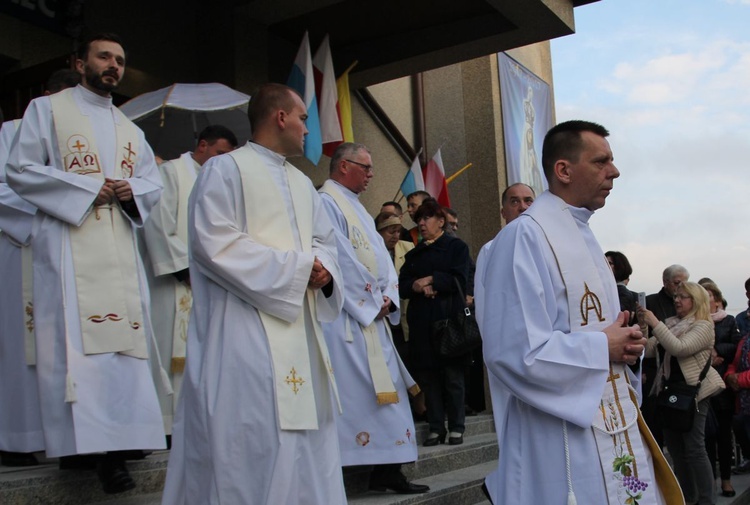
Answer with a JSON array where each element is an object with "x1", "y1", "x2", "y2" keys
[
  {"x1": 119, "y1": 450, "x2": 151, "y2": 460},
  {"x1": 369, "y1": 479, "x2": 430, "y2": 494},
  {"x1": 721, "y1": 487, "x2": 736, "y2": 497},
  {"x1": 97, "y1": 457, "x2": 136, "y2": 494},
  {"x1": 423, "y1": 432, "x2": 446, "y2": 446},
  {"x1": 59, "y1": 454, "x2": 99, "y2": 470},
  {"x1": 0, "y1": 451, "x2": 39, "y2": 467},
  {"x1": 448, "y1": 434, "x2": 464, "y2": 445}
]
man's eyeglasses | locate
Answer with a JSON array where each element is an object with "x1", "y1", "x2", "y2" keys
[{"x1": 345, "y1": 159, "x2": 373, "y2": 173}]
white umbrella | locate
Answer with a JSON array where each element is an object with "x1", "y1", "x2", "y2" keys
[{"x1": 120, "y1": 83, "x2": 251, "y2": 159}]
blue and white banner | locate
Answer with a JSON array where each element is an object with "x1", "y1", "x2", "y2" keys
[{"x1": 498, "y1": 52, "x2": 552, "y2": 196}]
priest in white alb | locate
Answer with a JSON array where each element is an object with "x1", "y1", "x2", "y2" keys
[
  {"x1": 160, "y1": 83, "x2": 346, "y2": 505},
  {"x1": 0, "y1": 119, "x2": 46, "y2": 468},
  {"x1": 5, "y1": 33, "x2": 165, "y2": 493},
  {"x1": 319, "y1": 143, "x2": 428, "y2": 494},
  {"x1": 477, "y1": 120, "x2": 682, "y2": 504},
  {"x1": 0, "y1": 70, "x2": 81, "y2": 468},
  {"x1": 141, "y1": 124, "x2": 238, "y2": 434}
]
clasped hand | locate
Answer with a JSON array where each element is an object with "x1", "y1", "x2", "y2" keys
[
  {"x1": 95, "y1": 178, "x2": 133, "y2": 206},
  {"x1": 308, "y1": 257, "x2": 332, "y2": 290},
  {"x1": 605, "y1": 311, "x2": 646, "y2": 366},
  {"x1": 412, "y1": 276, "x2": 436, "y2": 298},
  {"x1": 376, "y1": 296, "x2": 392, "y2": 320}
]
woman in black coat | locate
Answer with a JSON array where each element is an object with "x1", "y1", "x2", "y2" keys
[
  {"x1": 399, "y1": 199, "x2": 471, "y2": 446},
  {"x1": 700, "y1": 280, "x2": 740, "y2": 497}
]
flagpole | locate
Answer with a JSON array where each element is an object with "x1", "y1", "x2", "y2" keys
[
  {"x1": 341, "y1": 60, "x2": 358, "y2": 76},
  {"x1": 445, "y1": 163, "x2": 473, "y2": 184}
]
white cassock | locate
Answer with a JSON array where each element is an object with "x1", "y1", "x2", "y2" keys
[
  {"x1": 0, "y1": 120, "x2": 45, "y2": 453},
  {"x1": 140, "y1": 153, "x2": 199, "y2": 433},
  {"x1": 478, "y1": 191, "x2": 677, "y2": 504},
  {"x1": 5, "y1": 86, "x2": 166, "y2": 457},
  {"x1": 320, "y1": 181, "x2": 418, "y2": 466},
  {"x1": 161, "y1": 143, "x2": 347, "y2": 505}
]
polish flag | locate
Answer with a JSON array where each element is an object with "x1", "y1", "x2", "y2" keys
[
  {"x1": 312, "y1": 35, "x2": 343, "y2": 157},
  {"x1": 423, "y1": 149, "x2": 451, "y2": 207}
]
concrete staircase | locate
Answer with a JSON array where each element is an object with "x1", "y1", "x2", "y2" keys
[{"x1": 0, "y1": 414, "x2": 498, "y2": 505}]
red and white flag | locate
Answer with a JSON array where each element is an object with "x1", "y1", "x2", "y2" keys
[
  {"x1": 423, "y1": 148, "x2": 451, "y2": 207},
  {"x1": 312, "y1": 35, "x2": 343, "y2": 157}
]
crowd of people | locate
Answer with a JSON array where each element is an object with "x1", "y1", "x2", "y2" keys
[{"x1": 2, "y1": 31, "x2": 750, "y2": 505}]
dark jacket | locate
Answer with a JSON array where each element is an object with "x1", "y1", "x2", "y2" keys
[
  {"x1": 737, "y1": 308, "x2": 750, "y2": 338},
  {"x1": 645, "y1": 288, "x2": 676, "y2": 323},
  {"x1": 714, "y1": 314, "x2": 741, "y2": 377},
  {"x1": 399, "y1": 233, "x2": 470, "y2": 370},
  {"x1": 713, "y1": 314, "x2": 741, "y2": 409},
  {"x1": 616, "y1": 284, "x2": 638, "y2": 324}
]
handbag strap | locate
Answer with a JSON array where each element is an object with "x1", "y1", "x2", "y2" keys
[
  {"x1": 661, "y1": 353, "x2": 713, "y2": 389},
  {"x1": 452, "y1": 277, "x2": 472, "y2": 316},
  {"x1": 696, "y1": 354, "x2": 712, "y2": 385}
]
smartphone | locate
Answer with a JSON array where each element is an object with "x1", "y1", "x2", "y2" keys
[{"x1": 638, "y1": 292, "x2": 646, "y2": 309}]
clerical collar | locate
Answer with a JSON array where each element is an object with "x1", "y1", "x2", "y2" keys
[
  {"x1": 249, "y1": 141, "x2": 286, "y2": 166},
  {"x1": 546, "y1": 191, "x2": 594, "y2": 224},
  {"x1": 568, "y1": 204, "x2": 594, "y2": 224},
  {"x1": 329, "y1": 179, "x2": 359, "y2": 198},
  {"x1": 76, "y1": 84, "x2": 113, "y2": 108}
]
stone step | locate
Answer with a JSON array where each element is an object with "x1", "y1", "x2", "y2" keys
[
  {"x1": 0, "y1": 452, "x2": 170, "y2": 505},
  {"x1": 347, "y1": 460, "x2": 496, "y2": 505},
  {"x1": 85, "y1": 462, "x2": 498, "y2": 505},
  {"x1": 344, "y1": 427, "x2": 497, "y2": 495},
  {"x1": 0, "y1": 415, "x2": 497, "y2": 505},
  {"x1": 90, "y1": 493, "x2": 161, "y2": 505},
  {"x1": 412, "y1": 413, "x2": 494, "y2": 442}
]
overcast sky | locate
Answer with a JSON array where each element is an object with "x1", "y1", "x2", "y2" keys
[{"x1": 551, "y1": 0, "x2": 750, "y2": 313}]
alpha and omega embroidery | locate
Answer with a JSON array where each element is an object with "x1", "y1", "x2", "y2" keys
[
  {"x1": 580, "y1": 281, "x2": 605, "y2": 326},
  {"x1": 64, "y1": 134, "x2": 101, "y2": 175}
]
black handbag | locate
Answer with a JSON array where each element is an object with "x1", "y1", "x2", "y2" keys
[
  {"x1": 655, "y1": 356, "x2": 712, "y2": 433},
  {"x1": 431, "y1": 277, "x2": 482, "y2": 358}
]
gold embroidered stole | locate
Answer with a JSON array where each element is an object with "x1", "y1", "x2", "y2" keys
[
  {"x1": 319, "y1": 180, "x2": 401, "y2": 404},
  {"x1": 526, "y1": 194, "x2": 681, "y2": 505},
  {"x1": 231, "y1": 146, "x2": 339, "y2": 430},
  {"x1": 49, "y1": 88, "x2": 147, "y2": 359},
  {"x1": 169, "y1": 152, "x2": 197, "y2": 374}
]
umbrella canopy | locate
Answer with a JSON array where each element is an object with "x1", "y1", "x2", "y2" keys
[{"x1": 120, "y1": 83, "x2": 251, "y2": 160}]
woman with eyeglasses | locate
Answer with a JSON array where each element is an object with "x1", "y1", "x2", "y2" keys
[
  {"x1": 398, "y1": 198, "x2": 471, "y2": 447},
  {"x1": 638, "y1": 282, "x2": 725, "y2": 505}
]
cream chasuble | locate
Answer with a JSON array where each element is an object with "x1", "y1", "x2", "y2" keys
[
  {"x1": 319, "y1": 179, "x2": 408, "y2": 404},
  {"x1": 230, "y1": 147, "x2": 340, "y2": 430},
  {"x1": 169, "y1": 152, "x2": 196, "y2": 373},
  {"x1": 527, "y1": 195, "x2": 681, "y2": 505},
  {"x1": 49, "y1": 89, "x2": 148, "y2": 360}
]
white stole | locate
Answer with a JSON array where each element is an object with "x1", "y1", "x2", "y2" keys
[
  {"x1": 319, "y1": 180, "x2": 403, "y2": 404},
  {"x1": 230, "y1": 147, "x2": 340, "y2": 430},
  {"x1": 526, "y1": 193, "x2": 676, "y2": 505},
  {"x1": 49, "y1": 88, "x2": 148, "y2": 360},
  {"x1": 169, "y1": 152, "x2": 197, "y2": 374}
]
